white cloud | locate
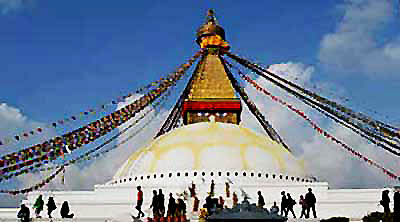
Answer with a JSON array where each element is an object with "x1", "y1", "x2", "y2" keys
[
  {"x1": 36, "y1": 94, "x2": 171, "y2": 190},
  {"x1": 0, "y1": 103, "x2": 55, "y2": 207},
  {"x1": 0, "y1": 103, "x2": 55, "y2": 153},
  {"x1": 0, "y1": 103, "x2": 28, "y2": 129},
  {"x1": 240, "y1": 62, "x2": 400, "y2": 188},
  {"x1": 0, "y1": 94, "x2": 170, "y2": 207},
  {"x1": 318, "y1": 0, "x2": 400, "y2": 77}
]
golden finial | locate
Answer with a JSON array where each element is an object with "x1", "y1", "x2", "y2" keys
[
  {"x1": 207, "y1": 9, "x2": 214, "y2": 17},
  {"x1": 206, "y1": 9, "x2": 216, "y2": 23}
]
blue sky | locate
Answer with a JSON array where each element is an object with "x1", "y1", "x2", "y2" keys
[
  {"x1": 0, "y1": 0, "x2": 400, "y2": 207},
  {"x1": 0, "y1": 0, "x2": 399, "y2": 122}
]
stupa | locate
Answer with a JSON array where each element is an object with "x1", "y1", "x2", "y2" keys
[{"x1": 0, "y1": 10, "x2": 393, "y2": 222}]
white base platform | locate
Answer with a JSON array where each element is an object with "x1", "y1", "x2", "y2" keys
[{"x1": 0, "y1": 171, "x2": 393, "y2": 221}]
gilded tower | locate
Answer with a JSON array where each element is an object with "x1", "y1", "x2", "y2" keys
[{"x1": 182, "y1": 10, "x2": 242, "y2": 124}]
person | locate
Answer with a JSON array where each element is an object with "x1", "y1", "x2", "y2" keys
[
  {"x1": 280, "y1": 191, "x2": 287, "y2": 216},
  {"x1": 17, "y1": 204, "x2": 30, "y2": 222},
  {"x1": 380, "y1": 190, "x2": 390, "y2": 214},
  {"x1": 257, "y1": 191, "x2": 265, "y2": 208},
  {"x1": 394, "y1": 189, "x2": 399, "y2": 222},
  {"x1": 193, "y1": 196, "x2": 200, "y2": 212},
  {"x1": 177, "y1": 198, "x2": 186, "y2": 216},
  {"x1": 270, "y1": 202, "x2": 279, "y2": 214},
  {"x1": 167, "y1": 193, "x2": 176, "y2": 216},
  {"x1": 305, "y1": 188, "x2": 317, "y2": 218},
  {"x1": 158, "y1": 189, "x2": 165, "y2": 217},
  {"x1": 232, "y1": 192, "x2": 238, "y2": 207},
  {"x1": 189, "y1": 182, "x2": 196, "y2": 198},
  {"x1": 60, "y1": 201, "x2": 74, "y2": 218},
  {"x1": 136, "y1": 186, "x2": 145, "y2": 218},
  {"x1": 225, "y1": 182, "x2": 230, "y2": 198},
  {"x1": 175, "y1": 199, "x2": 181, "y2": 217},
  {"x1": 183, "y1": 190, "x2": 189, "y2": 201},
  {"x1": 46, "y1": 197, "x2": 57, "y2": 219},
  {"x1": 150, "y1": 190, "x2": 159, "y2": 218},
  {"x1": 210, "y1": 180, "x2": 215, "y2": 196},
  {"x1": 299, "y1": 195, "x2": 307, "y2": 218},
  {"x1": 33, "y1": 195, "x2": 44, "y2": 218},
  {"x1": 218, "y1": 196, "x2": 225, "y2": 209},
  {"x1": 205, "y1": 193, "x2": 213, "y2": 214},
  {"x1": 286, "y1": 193, "x2": 296, "y2": 218}
]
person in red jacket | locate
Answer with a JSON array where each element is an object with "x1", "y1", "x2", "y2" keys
[
  {"x1": 299, "y1": 195, "x2": 307, "y2": 218},
  {"x1": 136, "y1": 186, "x2": 145, "y2": 218}
]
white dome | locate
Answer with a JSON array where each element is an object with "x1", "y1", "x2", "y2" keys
[{"x1": 114, "y1": 122, "x2": 304, "y2": 178}]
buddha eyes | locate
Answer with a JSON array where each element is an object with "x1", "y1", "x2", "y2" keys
[{"x1": 197, "y1": 112, "x2": 227, "y2": 117}]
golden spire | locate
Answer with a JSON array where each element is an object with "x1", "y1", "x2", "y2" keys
[
  {"x1": 188, "y1": 54, "x2": 235, "y2": 99},
  {"x1": 182, "y1": 10, "x2": 241, "y2": 125}
]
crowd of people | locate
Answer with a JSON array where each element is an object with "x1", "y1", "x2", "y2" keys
[
  {"x1": 135, "y1": 181, "x2": 319, "y2": 220},
  {"x1": 17, "y1": 195, "x2": 74, "y2": 221},
  {"x1": 135, "y1": 186, "x2": 187, "y2": 219},
  {"x1": 275, "y1": 188, "x2": 317, "y2": 218},
  {"x1": 253, "y1": 188, "x2": 317, "y2": 218},
  {"x1": 18, "y1": 183, "x2": 399, "y2": 221}
]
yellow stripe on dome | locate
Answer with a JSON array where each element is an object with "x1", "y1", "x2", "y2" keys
[
  {"x1": 239, "y1": 144, "x2": 249, "y2": 170},
  {"x1": 114, "y1": 123, "x2": 303, "y2": 178}
]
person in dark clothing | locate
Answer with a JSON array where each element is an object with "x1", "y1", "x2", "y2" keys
[
  {"x1": 33, "y1": 195, "x2": 44, "y2": 218},
  {"x1": 17, "y1": 204, "x2": 30, "y2": 222},
  {"x1": 394, "y1": 190, "x2": 399, "y2": 222},
  {"x1": 136, "y1": 186, "x2": 145, "y2": 218},
  {"x1": 257, "y1": 191, "x2": 265, "y2": 208},
  {"x1": 270, "y1": 202, "x2": 279, "y2": 214},
  {"x1": 167, "y1": 193, "x2": 176, "y2": 216},
  {"x1": 280, "y1": 191, "x2": 287, "y2": 216},
  {"x1": 177, "y1": 198, "x2": 186, "y2": 216},
  {"x1": 210, "y1": 180, "x2": 215, "y2": 196},
  {"x1": 205, "y1": 193, "x2": 213, "y2": 214},
  {"x1": 286, "y1": 193, "x2": 296, "y2": 218},
  {"x1": 46, "y1": 197, "x2": 57, "y2": 219},
  {"x1": 150, "y1": 190, "x2": 159, "y2": 217},
  {"x1": 60, "y1": 201, "x2": 74, "y2": 218},
  {"x1": 305, "y1": 188, "x2": 317, "y2": 218},
  {"x1": 189, "y1": 182, "x2": 196, "y2": 198},
  {"x1": 380, "y1": 190, "x2": 390, "y2": 214},
  {"x1": 158, "y1": 189, "x2": 165, "y2": 217}
]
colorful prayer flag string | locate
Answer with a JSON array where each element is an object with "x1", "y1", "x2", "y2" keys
[
  {"x1": 226, "y1": 52, "x2": 400, "y2": 142},
  {"x1": 225, "y1": 60, "x2": 399, "y2": 181},
  {"x1": 0, "y1": 167, "x2": 64, "y2": 195},
  {"x1": 226, "y1": 52, "x2": 400, "y2": 156},
  {"x1": 0, "y1": 56, "x2": 200, "y2": 147},
  {"x1": 0, "y1": 50, "x2": 203, "y2": 172},
  {"x1": 0, "y1": 81, "x2": 175, "y2": 184}
]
